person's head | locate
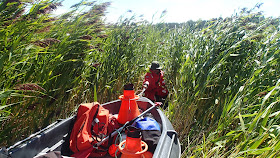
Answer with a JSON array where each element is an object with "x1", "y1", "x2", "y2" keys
[{"x1": 150, "y1": 61, "x2": 161, "y2": 74}]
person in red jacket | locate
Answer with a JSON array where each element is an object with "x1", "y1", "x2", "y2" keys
[{"x1": 143, "y1": 61, "x2": 169, "y2": 108}]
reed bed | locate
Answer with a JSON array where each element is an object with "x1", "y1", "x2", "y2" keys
[{"x1": 1, "y1": 1, "x2": 280, "y2": 157}]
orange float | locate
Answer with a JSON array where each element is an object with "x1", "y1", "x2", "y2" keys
[{"x1": 118, "y1": 126, "x2": 148, "y2": 158}]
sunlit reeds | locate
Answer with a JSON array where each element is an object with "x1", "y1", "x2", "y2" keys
[
  {"x1": 1, "y1": 1, "x2": 279, "y2": 157},
  {"x1": 0, "y1": 0, "x2": 111, "y2": 145}
]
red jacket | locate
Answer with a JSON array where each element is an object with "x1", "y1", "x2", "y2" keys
[{"x1": 143, "y1": 69, "x2": 166, "y2": 92}]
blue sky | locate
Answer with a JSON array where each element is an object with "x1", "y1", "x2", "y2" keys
[{"x1": 55, "y1": 0, "x2": 280, "y2": 23}]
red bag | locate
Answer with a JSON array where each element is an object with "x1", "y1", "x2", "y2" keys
[{"x1": 69, "y1": 102, "x2": 109, "y2": 157}]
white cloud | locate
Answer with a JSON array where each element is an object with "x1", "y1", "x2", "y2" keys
[
  {"x1": 60, "y1": 0, "x2": 280, "y2": 23},
  {"x1": 161, "y1": 0, "x2": 230, "y2": 22},
  {"x1": 53, "y1": 7, "x2": 68, "y2": 16}
]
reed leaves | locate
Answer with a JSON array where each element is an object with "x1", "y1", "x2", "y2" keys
[{"x1": 0, "y1": 1, "x2": 279, "y2": 157}]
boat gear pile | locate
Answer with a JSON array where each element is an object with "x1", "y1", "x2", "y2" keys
[{"x1": 0, "y1": 84, "x2": 181, "y2": 158}]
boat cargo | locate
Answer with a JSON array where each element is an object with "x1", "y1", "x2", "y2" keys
[{"x1": 0, "y1": 96, "x2": 181, "y2": 158}]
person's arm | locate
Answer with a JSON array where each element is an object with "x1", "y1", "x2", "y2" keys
[
  {"x1": 143, "y1": 73, "x2": 152, "y2": 89},
  {"x1": 143, "y1": 81, "x2": 149, "y2": 89},
  {"x1": 159, "y1": 71, "x2": 166, "y2": 87}
]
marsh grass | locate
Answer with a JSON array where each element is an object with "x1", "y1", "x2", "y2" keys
[
  {"x1": 1, "y1": 1, "x2": 280, "y2": 157},
  {"x1": 168, "y1": 11, "x2": 280, "y2": 157},
  {"x1": 0, "y1": 0, "x2": 112, "y2": 145}
]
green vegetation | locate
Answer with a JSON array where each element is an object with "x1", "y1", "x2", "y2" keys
[{"x1": 1, "y1": 0, "x2": 279, "y2": 157}]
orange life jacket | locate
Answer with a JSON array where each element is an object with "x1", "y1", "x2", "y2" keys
[{"x1": 69, "y1": 102, "x2": 109, "y2": 157}]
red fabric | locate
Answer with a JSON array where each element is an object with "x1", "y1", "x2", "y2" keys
[
  {"x1": 71, "y1": 147, "x2": 93, "y2": 158},
  {"x1": 71, "y1": 147, "x2": 108, "y2": 158},
  {"x1": 69, "y1": 103, "x2": 97, "y2": 152},
  {"x1": 143, "y1": 69, "x2": 168, "y2": 101},
  {"x1": 69, "y1": 102, "x2": 109, "y2": 157},
  {"x1": 92, "y1": 105, "x2": 109, "y2": 136},
  {"x1": 107, "y1": 114, "x2": 121, "y2": 134}
]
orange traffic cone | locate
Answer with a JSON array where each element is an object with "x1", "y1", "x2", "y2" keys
[
  {"x1": 119, "y1": 126, "x2": 148, "y2": 158},
  {"x1": 117, "y1": 84, "x2": 140, "y2": 124}
]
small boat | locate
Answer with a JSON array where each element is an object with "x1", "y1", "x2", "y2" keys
[{"x1": 0, "y1": 97, "x2": 181, "y2": 158}]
